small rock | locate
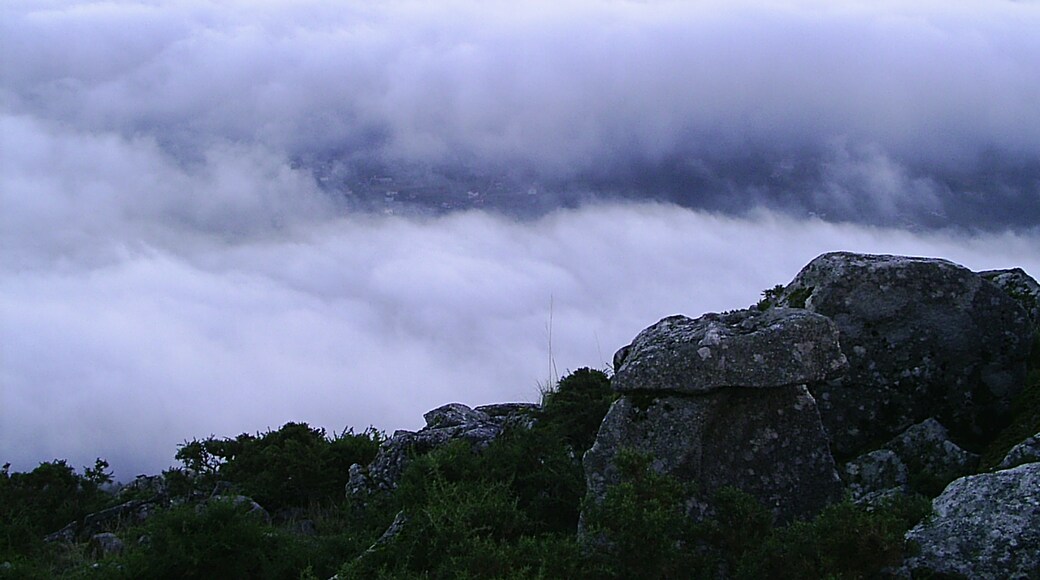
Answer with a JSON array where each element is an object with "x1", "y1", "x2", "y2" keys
[
  {"x1": 89, "y1": 533, "x2": 124, "y2": 558},
  {"x1": 999, "y1": 433, "x2": 1040, "y2": 470},
  {"x1": 842, "y1": 449, "x2": 908, "y2": 505},
  {"x1": 884, "y1": 419, "x2": 978, "y2": 495}
]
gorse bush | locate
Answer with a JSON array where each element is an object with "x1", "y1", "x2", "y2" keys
[
  {"x1": 174, "y1": 422, "x2": 382, "y2": 510},
  {"x1": 0, "y1": 459, "x2": 113, "y2": 561},
  {"x1": 537, "y1": 367, "x2": 614, "y2": 455}
]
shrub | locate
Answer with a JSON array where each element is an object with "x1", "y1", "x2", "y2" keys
[
  {"x1": 118, "y1": 498, "x2": 309, "y2": 579},
  {"x1": 538, "y1": 367, "x2": 614, "y2": 455},
  {"x1": 0, "y1": 459, "x2": 113, "y2": 559},
  {"x1": 174, "y1": 423, "x2": 382, "y2": 511}
]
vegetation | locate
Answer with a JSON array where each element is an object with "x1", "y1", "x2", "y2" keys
[{"x1": 1, "y1": 369, "x2": 934, "y2": 578}]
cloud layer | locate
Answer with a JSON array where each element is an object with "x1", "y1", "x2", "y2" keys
[
  {"x1": 1, "y1": 1, "x2": 1039, "y2": 478},
  {"x1": 3, "y1": 0, "x2": 1039, "y2": 227}
]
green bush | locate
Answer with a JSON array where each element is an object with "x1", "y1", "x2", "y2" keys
[
  {"x1": 116, "y1": 498, "x2": 308, "y2": 579},
  {"x1": 538, "y1": 367, "x2": 614, "y2": 455},
  {"x1": 0, "y1": 459, "x2": 113, "y2": 559},
  {"x1": 174, "y1": 423, "x2": 382, "y2": 511}
]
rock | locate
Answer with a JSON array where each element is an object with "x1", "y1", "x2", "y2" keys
[
  {"x1": 89, "y1": 533, "x2": 124, "y2": 558},
  {"x1": 1000, "y1": 433, "x2": 1040, "y2": 470},
  {"x1": 116, "y1": 474, "x2": 167, "y2": 501},
  {"x1": 776, "y1": 252, "x2": 1033, "y2": 458},
  {"x1": 978, "y1": 268, "x2": 1040, "y2": 328},
  {"x1": 841, "y1": 449, "x2": 908, "y2": 505},
  {"x1": 45, "y1": 497, "x2": 164, "y2": 543},
  {"x1": 367, "y1": 510, "x2": 408, "y2": 553},
  {"x1": 612, "y1": 308, "x2": 847, "y2": 394},
  {"x1": 904, "y1": 463, "x2": 1040, "y2": 579},
  {"x1": 423, "y1": 403, "x2": 490, "y2": 429},
  {"x1": 884, "y1": 419, "x2": 979, "y2": 495},
  {"x1": 474, "y1": 402, "x2": 540, "y2": 418},
  {"x1": 584, "y1": 385, "x2": 842, "y2": 524},
  {"x1": 348, "y1": 402, "x2": 534, "y2": 496}
]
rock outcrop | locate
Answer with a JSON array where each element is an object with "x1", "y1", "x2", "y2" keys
[
  {"x1": 979, "y1": 268, "x2": 1040, "y2": 328},
  {"x1": 841, "y1": 418, "x2": 979, "y2": 503},
  {"x1": 585, "y1": 308, "x2": 846, "y2": 524},
  {"x1": 774, "y1": 252, "x2": 1034, "y2": 458},
  {"x1": 347, "y1": 402, "x2": 537, "y2": 496},
  {"x1": 1000, "y1": 433, "x2": 1040, "y2": 470},
  {"x1": 904, "y1": 463, "x2": 1040, "y2": 579}
]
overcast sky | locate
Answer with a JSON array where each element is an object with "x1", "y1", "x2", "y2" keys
[{"x1": 2, "y1": 0, "x2": 1039, "y2": 479}]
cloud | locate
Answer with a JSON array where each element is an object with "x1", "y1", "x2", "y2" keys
[
  {"x1": 1, "y1": 1, "x2": 1039, "y2": 479},
  {"x1": 2, "y1": 0, "x2": 1039, "y2": 226},
  {"x1": 2, "y1": 202, "x2": 1038, "y2": 478}
]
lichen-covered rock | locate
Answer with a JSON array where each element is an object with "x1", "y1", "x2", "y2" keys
[
  {"x1": 348, "y1": 402, "x2": 535, "y2": 496},
  {"x1": 979, "y1": 268, "x2": 1040, "y2": 328},
  {"x1": 423, "y1": 403, "x2": 490, "y2": 429},
  {"x1": 884, "y1": 419, "x2": 979, "y2": 495},
  {"x1": 612, "y1": 308, "x2": 847, "y2": 394},
  {"x1": 584, "y1": 386, "x2": 842, "y2": 524},
  {"x1": 776, "y1": 252, "x2": 1033, "y2": 458},
  {"x1": 45, "y1": 497, "x2": 165, "y2": 543},
  {"x1": 1000, "y1": 433, "x2": 1040, "y2": 470},
  {"x1": 841, "y1": 449, "x2": 908, "y2": 505},
  {"x1": 904, "y1": 463, "x2": 1040, "y2": 579}
]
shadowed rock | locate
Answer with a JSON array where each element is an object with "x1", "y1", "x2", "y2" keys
[
  {"x1": 348, "y1": 402, "x2": 537, "y2": 496},
  {"x1": 585, "y1": 308, "x2": 845, "y2": 526},
  {"x1": 776, "y1": 252, "x2": 1033, "y2": 458},
  {"x1": 585, "y1": 386, "x2": 843, "y2": 524}
]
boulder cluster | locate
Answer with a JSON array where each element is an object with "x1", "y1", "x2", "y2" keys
[{"x1": 580, "y1": 252, "x2": 1038, "y2": 578}]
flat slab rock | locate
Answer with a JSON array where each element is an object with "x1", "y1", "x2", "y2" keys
[
  {"x1": 904, "y1": 463, "x2": 1040, "y2": 579},
  {"x1": 612, "y1": 308, "x2": 847, "y2": 394},
  {"x1": 583, "y1": 386, "x2": 843, "y2": 524},
  {"x1": 776, "y1": 252, "x2": 1033, "y2": 458}
]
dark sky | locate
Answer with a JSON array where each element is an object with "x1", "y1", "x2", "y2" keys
[{"x1": 1, "y1": 0, "x2": 1038, "y2": 479}]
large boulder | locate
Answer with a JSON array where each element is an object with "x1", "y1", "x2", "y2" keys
[
  {"x1": 612, "y1": 309, "x2": 847, "y2": 394},
  {"x1": 585, "y1": 308, "x2": 846, "y2": 524},
  {"x1": 775, "y1": 252, "x2": 1034, "y2": 458},
  {"x1": 585, "y1": 386, "x2": 843, "y2": 524},
  {"x1": 904, "y1": 463, "x2": 1040, "y2": 579}
]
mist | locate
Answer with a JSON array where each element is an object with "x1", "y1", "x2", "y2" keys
[{"x1": 2, "y1": 0, "x2": 1039, "y2": 479}]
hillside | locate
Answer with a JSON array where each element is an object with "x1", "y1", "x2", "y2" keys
[{"x1": 2, "y1": 252, "x2": 1038, "y2": 579}]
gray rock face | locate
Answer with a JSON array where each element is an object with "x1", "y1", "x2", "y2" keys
[
  {"x1": 979, "y1": 268, "x2": 1040, "y2": 327},
  {"x1": 841, "y1": 449, "x2": 908, "y2": 505},
  {"x1": 348, "y1": 402, "x2": 536, "y2": 496},
  {"x1": 423, "y1": 403, "x2": 490, "y2": 429},
  {"x1": 884, "y1": 419, "x2": 979, "y2": 493},
  {"x1": 584, "y1": 386, "x2": 842, "y2": 524},
  {"x1": 1000, "y1": 433, "x2": 1040, "y2": 470},
  {"x1": 904, "y1": 463, "x2": 1040, "y2": 579},
  {"x1": 612, "y1": 309, "x2": 847, "y2": 394},
  {"x1": 777, "y1": 252, "x2": 1033, "y2": 458}
]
